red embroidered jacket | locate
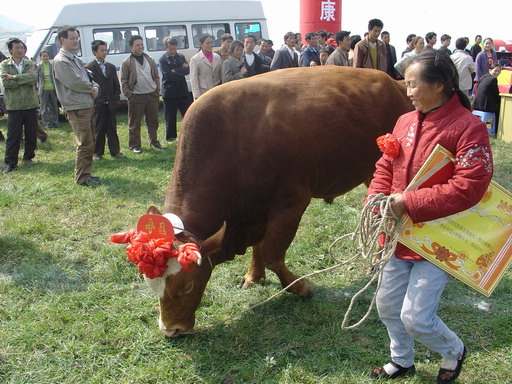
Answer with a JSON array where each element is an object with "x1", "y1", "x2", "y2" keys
[{"x1": 368, "y1": 95, "x2": 493, "y2": 260}]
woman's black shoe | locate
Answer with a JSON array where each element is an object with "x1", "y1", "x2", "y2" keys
[
  {"x1": 437, "y1": 346, "x2": 467, "y2": 384},
  {"x1": 371, "y1": 361, "x2": 416, "y2": 379}
]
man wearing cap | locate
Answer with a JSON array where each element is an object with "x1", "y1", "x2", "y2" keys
[{"x1": 0, "y1": 37, "x2": 39, "y2": 174}]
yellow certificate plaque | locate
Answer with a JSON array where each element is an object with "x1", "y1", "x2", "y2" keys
[{"x1": 398, "y1": 145, "x2": 512, "y2": 296}]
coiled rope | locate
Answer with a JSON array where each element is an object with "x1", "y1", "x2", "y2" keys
[
  {"x1": 332, "y1": 193, "x2": 402, "y2": 329},
  {"x1": 179, "y1": 193, "x2": 401, "y2": 335}
]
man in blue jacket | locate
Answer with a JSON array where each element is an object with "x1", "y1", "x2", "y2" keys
[
  {"x1": 159, "y1": 37, "x2": 191, "y2": 142},
  {"x1": 300, "y1": 32, "x2": 320, "y2": 67}
]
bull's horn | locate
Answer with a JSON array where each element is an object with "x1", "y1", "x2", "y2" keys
[
  {"x1": 201, "y1": 222, "x2": 226, "y2": 256},
  {"x1": 146, "y1": 205, "x2": 162, "y2": 215}
]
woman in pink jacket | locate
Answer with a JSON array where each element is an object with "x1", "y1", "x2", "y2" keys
[{"x1": 368, "y1": 50, "x2": 493, "y2": 383}]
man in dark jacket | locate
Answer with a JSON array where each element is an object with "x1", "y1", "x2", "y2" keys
[
  {"x1": 471, "y1": 35, "x2": 482, "y2": 62},
  {"x1": 270, "y1": 32, "x2": 299, "y2": 70},
  {"x1": 381, "y1": 31, "x2": 398, "y2": 78},
  {"x1": 243, "y1": 34, "x2": 265, "y2": 77},
  {"x1": 86, "y1": 40, "x2": 125, "y2": 160},
  {"x1": 300, "y1": 32, "x2": 320, "y2": 67},
  {"x1": 159, "y1": 37, "x2": 191, "y2": 142}
]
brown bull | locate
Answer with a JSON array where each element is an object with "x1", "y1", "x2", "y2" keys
[{"x1": 145, "y1": 66, "x2": 412, "y2": 337}]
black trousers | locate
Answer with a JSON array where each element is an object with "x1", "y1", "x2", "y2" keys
[
  {"x1": 163, "y1": 96, "x2": 191, "y2": 140},
  {"x1": 94, "y1": 103, "x2": 120, "y2": 157},
  {"x1": 5, "y1": 108, "x2": 37, "y2": 167}
]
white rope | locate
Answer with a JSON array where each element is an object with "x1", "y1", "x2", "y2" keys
[
  {"x1": 179, "y1": 193, "x2": 401, "y2": 335},
  {"x1": 330, "y1": 193, "x2": 402, "y2": 330}
]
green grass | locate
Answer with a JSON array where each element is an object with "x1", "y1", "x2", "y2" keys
[{"x1": 0, "y1": 108, "x2": 511, "y2": 384}]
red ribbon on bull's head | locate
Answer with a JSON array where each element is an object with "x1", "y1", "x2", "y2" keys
[{"x1": 110, "y1": 214, "x2": 201, "y2": 278}]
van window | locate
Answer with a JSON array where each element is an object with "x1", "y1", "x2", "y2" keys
[
  {"x1": 145, "y1": 25, "x2": 188, "y2": 51},
  {"x1": 42, "y1": 31, "x2": 82, "y2": 59},
  {"x1": 93, "y1": 28, "x2": 139, "y2": 54},
  {"x1": 192, "y1": 23, "x2": 230, "y2": 48},
  {"x1": 234, "y1": 23, "x2": 262, "y2": 41}
]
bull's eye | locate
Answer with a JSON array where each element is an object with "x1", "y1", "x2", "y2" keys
[{"x1": 177, "y1": 280, "x2": 194, "y2": 296}]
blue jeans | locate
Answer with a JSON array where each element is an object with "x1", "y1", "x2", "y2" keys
[{"x1": 376, "y1": 256, "x2": 464, "y2": 368}]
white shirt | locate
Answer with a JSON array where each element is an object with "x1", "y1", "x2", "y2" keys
[
  {"x1": 96, "y1": 59, "x2": 107, "y2": 76},
  {"x1": 15, "y1": 60, "x2": 24, "y2": 74},
  {"x1": 451, "y1": 50, "x2": 475, "y2": 91},
  {"x1": 244, "y1": 53, "x2": 255, "y2": 66}
]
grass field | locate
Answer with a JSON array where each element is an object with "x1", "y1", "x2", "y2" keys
[{"x1": 0, "y1": 108, "x2": 511, "y2": 384}]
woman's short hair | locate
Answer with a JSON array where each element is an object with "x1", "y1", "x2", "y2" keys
[
  {"x1": 405, "y1": 50, "x2": 471, "y2": 110},
  {"x1": 412, "y1": 36, "x2": 423, "y2": 47},
  {"x1": 350, "y1": 35, "x2": 361, "y2": 50},
  {"x1": 228, "y1": 40, "x2": 244, "y2": 55}
]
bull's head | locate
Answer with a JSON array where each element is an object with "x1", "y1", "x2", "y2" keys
[{"x1": 130, "y1": 206, "x2": 225, "y2": 337}]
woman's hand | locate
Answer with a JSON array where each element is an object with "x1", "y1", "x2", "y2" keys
[{"x1": 390, "y1": 193, "x2": 407, "y2": 217}]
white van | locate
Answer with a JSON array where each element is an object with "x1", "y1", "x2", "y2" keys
[{"x1": 25, "y1": 0, "x2": 268, "y2": 93}]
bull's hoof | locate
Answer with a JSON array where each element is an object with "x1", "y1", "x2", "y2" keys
[
  {"x1": 239, "y1": 274, "x2": 264, "y2": 290},
  {"x1": 289, "y1": 278, "x2": 314, "y2": 298}
]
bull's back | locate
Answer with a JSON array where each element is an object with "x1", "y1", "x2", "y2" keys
[{"x1": 185, "y1": 67, "x2": 411, "y2": 198}]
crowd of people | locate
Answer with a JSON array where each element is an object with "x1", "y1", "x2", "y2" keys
[
  {"x1": 189, "y1": 19, "x2": 508, "y2": 131},
  {"x1": 1, "y1": 20, "x2": 507, "y2": 182},
  {"x1": 0, "y1": 17, "x2": 506, "y2": 384}
]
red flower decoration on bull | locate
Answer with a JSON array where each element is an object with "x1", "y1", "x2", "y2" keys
[{"x1": 110, "y1": 214, "x2": 201, "y2": 278}]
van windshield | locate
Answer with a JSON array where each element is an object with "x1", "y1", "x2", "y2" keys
[{"x1": 26, "y1": 29, "x2": 50, "y2": 61}]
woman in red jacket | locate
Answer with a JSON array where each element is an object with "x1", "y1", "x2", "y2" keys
[{"x1": 368, "y1": 50, "x2": 493, "y2": 384}]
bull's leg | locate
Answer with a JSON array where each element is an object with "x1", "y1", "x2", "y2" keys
[
  {"x1": 262, "y1": 202, "x2": 314, "y2": 298},
  {"x1": 240, "y1": 240, "x2": 266, "y2": 289}
]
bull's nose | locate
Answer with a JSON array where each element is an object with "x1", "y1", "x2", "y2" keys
[
  {"x1": 160, "y1": 327, "x2": 181, "y2": 337},
  {"x1": 159, "y1": 318, "x2": 189, "y2": 337}
]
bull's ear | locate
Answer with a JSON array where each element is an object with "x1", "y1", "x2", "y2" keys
[
  {"x1": 201, "y1": 222, "x2": 226, "y2": 255},
  {"x1": 147, "y1": 205, "x2": 162, "y2": 215}
]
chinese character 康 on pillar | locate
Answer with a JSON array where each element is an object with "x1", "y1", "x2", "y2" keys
[{"x1": 320, "y1": 0, "x2": 336, "y2": 22}]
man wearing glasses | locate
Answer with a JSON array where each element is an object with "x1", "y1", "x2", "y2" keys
[{"x1": 53, "y1": 25, "x2": 100, "y2": 186}]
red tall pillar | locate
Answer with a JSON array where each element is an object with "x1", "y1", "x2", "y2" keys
[{"x1": 300, "y1": 0, "x2": 342, "y2": 41}]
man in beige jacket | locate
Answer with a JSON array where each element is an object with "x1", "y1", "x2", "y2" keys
[
  {"x1": 120, "y1": 35, "x2": 163, "y2": 153},
  {"x1": 53, "y1": 25, "x2": 100, "y2": 186}
]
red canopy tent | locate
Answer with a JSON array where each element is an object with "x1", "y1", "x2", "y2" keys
[{"x1": 494, "y1": 39, "x2": 512, "y2": 52}]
